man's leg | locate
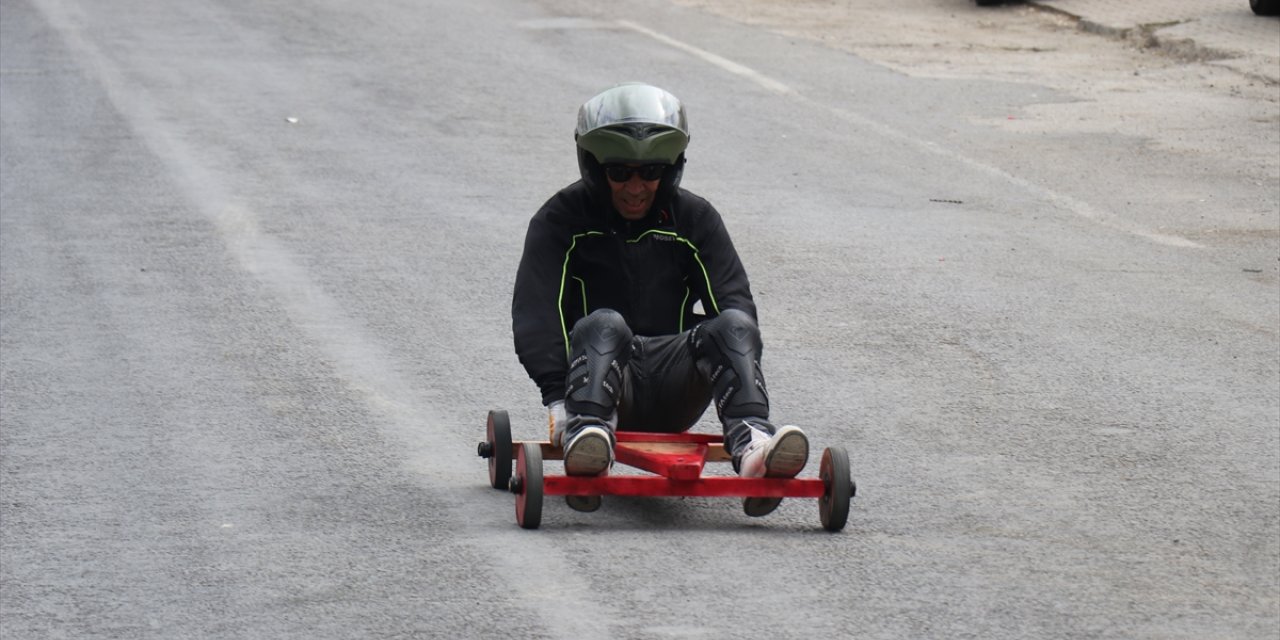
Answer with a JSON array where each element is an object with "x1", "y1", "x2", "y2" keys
[
  {"x1": 560, "y1": 309, "x2": 632, "y2": 476},
  {"x1": 690, "y1": 308, "x2": 771, "y2": 454},
  {"x1": 690, "y1": 309, "x2": 808, "y2": 516},
  {"x1": 615, "y1": 333, "x2": 712, "y2": 432}
]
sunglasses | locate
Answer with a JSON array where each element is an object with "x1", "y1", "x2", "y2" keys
[{"x1": 604, "y1": 164, "x2": 667, "y2": 182}]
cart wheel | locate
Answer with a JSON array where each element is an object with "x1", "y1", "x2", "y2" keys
[
  {"x1": 482, "y1": 410, "x2": 513, "y2": 490},
  {"x1": 513, "y1": 442, "x2": 543, "y2": 530},
  {"x1": 819, "y1": 446, "x2": 854, "y2": 532}
]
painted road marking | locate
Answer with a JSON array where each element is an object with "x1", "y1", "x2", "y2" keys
[{"x1": 618, "y1": 19, "x2": 1202, "y2": 249}]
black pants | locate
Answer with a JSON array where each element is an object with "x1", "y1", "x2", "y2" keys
[
  {"x1": 617, "y1": 332, "x2": 714, "y2": 432},
  {"x1": 565, "y1": 309, "x2": 772, "y2": 456}
]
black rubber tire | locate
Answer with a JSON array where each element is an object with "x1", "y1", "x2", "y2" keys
[
  {"x1": 975, "y1": 0, "x2": 1003, "y2": 6},
  {"x1": 515, "y1": 442, "x2": 543, "y2": 530},
  {"x1": 819, "y1": 446, "x2": 854, "y2": 532},
  {"x1": 486, "y1": 410, "x2": 512, "y2": 490},
  {"x1": 1252, "y1": 0, "x2": 1279, "y2": 16}
]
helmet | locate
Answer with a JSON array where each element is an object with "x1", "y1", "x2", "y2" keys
[
  {"x1": 576, "y1": 83, "x2": 689, "y2": 165},
  {"x1": 574, "y1": 83, "x2": 689, "y2": 215}
]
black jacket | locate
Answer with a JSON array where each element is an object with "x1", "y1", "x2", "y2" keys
[{"x1": 512, "y1": 180, "x2": 756, "y2": 404}]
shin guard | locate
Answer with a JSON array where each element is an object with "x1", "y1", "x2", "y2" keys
[
  {"x1": 564, "y1": 309, "x2": 632, "y2": 420},
  {"x1": 691, "y1": 309, "x2": 771, "y2": 428}
]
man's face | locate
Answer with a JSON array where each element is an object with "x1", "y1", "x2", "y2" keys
[{"x1": 606, "y1": 164, "x2": 665, "y2": 220}]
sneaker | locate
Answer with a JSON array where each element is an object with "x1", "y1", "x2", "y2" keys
[
  {"x1": 563, "y1": 425, "x2": 614, "y2": 476},
  {"x1": 739, "y1": 425, "x2": 809, "y2": 517},
  {"x1": 565, "y1": 495, "x2": 603, "y2": 512}
]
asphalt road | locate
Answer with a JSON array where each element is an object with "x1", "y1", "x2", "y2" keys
[{"x1": 2, "y1": 0, "x2": 1277, "y2": 638}]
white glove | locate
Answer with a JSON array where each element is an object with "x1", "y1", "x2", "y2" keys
[{"x1": 547, "y1": 400, "x2": 568, "y2": 445}]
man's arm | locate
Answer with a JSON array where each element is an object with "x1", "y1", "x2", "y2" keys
[
  {"x1": 512, "y1": 211, "x2": 571, "y2": 405},
  {"x1": 687, "y1": 198, "x2": 758, "y2": 321}
]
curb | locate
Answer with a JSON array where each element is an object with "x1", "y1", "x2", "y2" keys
[{"x1": 1024, "y1": 1, "x2": 1278, "y2": 82}]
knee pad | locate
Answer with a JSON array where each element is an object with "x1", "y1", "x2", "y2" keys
[
  {"x1": 691, "y1": 308, "x2": 769, "y2": 421},
  {"x1": 565, "y1": 309, "x2": 633, "y2": 418}
]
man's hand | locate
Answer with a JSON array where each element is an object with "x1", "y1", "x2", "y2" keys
[{"x1": 547, "y1": 400, "x2": 568, "y2": 445}]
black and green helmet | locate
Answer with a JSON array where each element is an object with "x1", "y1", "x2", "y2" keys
[
  {"x1": 576, "y1": 83, "x2": 689, "y2": 165},
  {"x1": 574, "y1": 83, "x2": 690, "y2": 214}
]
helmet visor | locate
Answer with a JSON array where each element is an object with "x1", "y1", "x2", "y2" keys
[
  {"x1": 576, "y1": 83, "x2": 688, "y2": 139},
  {"x1": 576, "y1": 84, "x2": 689, "y2": 165}
]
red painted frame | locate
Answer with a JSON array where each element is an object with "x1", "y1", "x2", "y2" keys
[{"x1": 519, "y1": 431, "x2": 825, "y2": 499}]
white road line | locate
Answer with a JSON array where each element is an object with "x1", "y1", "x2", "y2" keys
[
  {"x1": 617, "y1": 20, "x2": 795, "y2": 96},
  {"x1": 617, "y1": 19, "x2": 1203, "y2": 250},
  {"x1": 32, "y1": 1, "x2": 612, "y2": 634}
]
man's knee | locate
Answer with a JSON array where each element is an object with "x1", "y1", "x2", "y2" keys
[
  {"x1": 566, "y1": 309, "x2": 633, "y2": 419},
  {"x1": 692, "y1": 308, "x2": 768, "y2": 421},
  {"x1": 696, "y1": 308, "x2": 761, "y2": 355},
  {"x1": 571, "y1": 309, "x2": 633, "y2": 356}
]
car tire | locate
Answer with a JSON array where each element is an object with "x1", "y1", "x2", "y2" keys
[{"x1": 1253, "y1": 0, "x2": 1280, "y2": 16}]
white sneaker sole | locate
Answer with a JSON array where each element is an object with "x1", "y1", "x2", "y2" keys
[
  {"x1": 564, "y1": 427, "x2": 612, "y2": 476},
  {"x1": 743, "y1": 427, "x2": 809, "y2": 517},
  {"x1": 763, "y1": 427, "x2": 809, "y2": 478}
]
